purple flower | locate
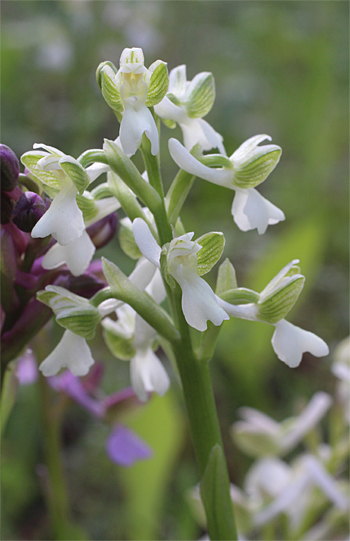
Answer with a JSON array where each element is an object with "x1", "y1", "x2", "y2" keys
[
  {"x1": 12, "y1": 192, "x2": 47, "y2": 233},
  {"x1": 106, "y1": 425, "x2": 152, "y2": 466},
  {"x1": 86, "y1": 212, "x2": 118, "y2": 250},
  {"x1": 47, "y1": 369, "x2": 152, "y2": 467},
  {"x1": 17, "y1": 349, "x2": 39, "y2": 385},
  {"x1": 0, "y1": 144, "x2": 20, "y2": 192}
]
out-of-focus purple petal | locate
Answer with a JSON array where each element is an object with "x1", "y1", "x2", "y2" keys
[
  {"x1": 48, "y1": 370, "x2": 105, "y2": 418},
  {"x1": 103, "y1": 386, "x2": 137, "y2": 409},
  {"x1": 105, "y1": 425, "x2": 152, "y2": 466},
  {"x1": 82, "y1": 362, "x2": 105, "y2": 392},
  {"x1": 17, "y1": 349, "x2": 39, "y2": 385},
  {"x1": 86, "y1": 213, "x2": 118, "y2": 250},
  {"x1": 3, "y1": 222, "x2": 28, "y2": 256},
  {"x1": 15, "y1": 270, "x2": 38, "y2": 289}
]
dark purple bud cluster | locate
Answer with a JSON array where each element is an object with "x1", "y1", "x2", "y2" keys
[
  {"x1": 0, "y1": 144, "x2": 20, "y2": 192},
  {"x1": 12, "y1": 192, "x2": 47, "y2": 233}
]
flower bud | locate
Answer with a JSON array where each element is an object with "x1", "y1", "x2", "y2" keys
[
  {"x1": 86, "y1": 212, "x2": 118, "y2": 249},
  {"x1": 12, "y1": 192, "x2": 47, "y2": 232},
  {"x1": 0, "y1": 144, "x2": 20, "y2": 192}
]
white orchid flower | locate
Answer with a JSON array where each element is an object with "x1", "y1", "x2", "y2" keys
[
  {"x1": 154, "y1": 64, "x2": 225, "y2": 154},
  {"x1": 232, "y1": 392, "x2": 333, "y2": 457},
  {"x1": 132, "y1": 218, "x2": 229, "y2": 332},
  {"x1": 99, "y1": 48, "x2": 169, "y2": 156},
  {"x1": 216, "y1": 260, "x2": 329, "y2": 367},
  {"x1": 42, "y1": 194, "x2": 120, "y2": 276},
  {"x1": 102, "y1": 269, "x2": 170, "y2": 402},
  {"x1": 168, "y1": 135, "x2": 285, "y2": 234},
  {"x1": 247, "y1": 455, "x2": 349, "y2": 530},
  {"x1": 331, "y1": 336, "x2": 350, "y2": 424},
  {"x1": 39, "y1": 329, "x2": 95, "y2": 377}
]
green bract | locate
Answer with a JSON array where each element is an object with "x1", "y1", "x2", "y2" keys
[
  {"x1": 118, "y1": 218, "x2": 143, "y2": 260},
  {"x1": 37, "y1": 286, "x2": 101, "y2": 340},
  {"x1": 215, "y1": 258, "x2": 238, "y2": 296}
]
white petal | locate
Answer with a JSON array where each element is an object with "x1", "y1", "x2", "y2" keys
[
  {"x1": 272, "y1": 320, "x2": 329, "y2": 368},
  {"x1": 305, "y1": 455, "x2": 348, "y2": 510},
  {"x1": 42, "y1": 230, "x2": 95, "y2": 276},
  {"x1": 130, "y1": 348, "x2": 170, "y2": 402},
  {"x1": 168, "y1": 64, "x2": 188, "y2": 97},
  {"x1": 174, "y1": 264, "x2": 229, "y2": 331},
  {"x1": 154, "y1": 96, "x2": 187, "y2": 123},
  {"x1": 129, "y1": 257, "x2": 158, "y2": 290},
  {"x1": 120, "y1": 103, "x2": 159, "y2": 156},
  {"x1": 168, "y1": 138, "x2": 233, "y2": 187},
  {"x1": 260, "y1": 259, "x2": 300, "y2": 299},
  {"x1": 132, "y1": 218, "x2": 161, "y2": 267},
  {"x1": 134, "y1": 314, "x2": 157, "y2": 348},
  {"x1": 86, "y1": 162, "x2": 110, "y2": 183},
  {"x1": 196, "y1": 118, "x2": 226, "y2": 155},
  {"x1": 215, "y1": 296, "x2": 258, "y2": 321},
  {"x1": 281, "y1": 392, "x2": 333, "y2": 452},
  {"x1": 145, "y1": 268, "x2": 166, "y2": 304},
  {"x1": 231, "y1": 134, "x2": 272, "y2": 163},
  {"x1": 39, "y1": 330, "x2": 94, "y2": 377},
  {"x1": 179, "y1": 118, "x2": 226, "y2": 154},
  {"x1": 97, "y1": 299, "x2": 122, "y2": 317},
  {"x1": 31, "y1": 182, "x2": 84, "y2": 245},
  {"x1": 231, "y1": 188, "x2": 285, "y2": 235}
]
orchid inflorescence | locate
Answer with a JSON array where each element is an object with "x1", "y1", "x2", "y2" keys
[{"x1": 1, "y1": 46, "x2": 331, "y2": 539}]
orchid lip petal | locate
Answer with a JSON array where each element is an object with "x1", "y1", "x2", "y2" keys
[
  {"x1": 272, "y1": 320, "x2": 329, "y2": 368},
  {"x1": 42, "y1": 230, "x2": 95, "y2": 276},
  {"x1": 39, "y1": 330, "x2": 95, "y2": 377},
  {"x1": 130, "y1": 348, "x2": 170, "y2": 402},
  {"x1": 232, "y1": 188, "x2": 285, "y2": 235}
]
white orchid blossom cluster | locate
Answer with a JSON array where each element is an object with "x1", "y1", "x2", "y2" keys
[
  {"x1": 25, "y1": 47, "x2": 329, "y2": 424},
  {"x1": 188, "y1": 372, "x2": 350, "y2": 541}
]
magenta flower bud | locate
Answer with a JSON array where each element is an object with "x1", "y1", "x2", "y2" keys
[
  {"x1": 0, "y1": 144, "x2": 20, "y2": 192},
  {"x1": 87, "y1": 212, "x2": 118, "y2": 249},
  {"x1": 12, "y1": 191, "x2": 47, "y2": 233}
]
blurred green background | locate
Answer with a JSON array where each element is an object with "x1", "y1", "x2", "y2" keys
[{"x1": 1, "y1": 1, "x2": 349, "y2": 540}]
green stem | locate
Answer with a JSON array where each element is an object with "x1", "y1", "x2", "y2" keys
[{"x1": 38, "y1": 373, "x2": 72, "y2": 539}]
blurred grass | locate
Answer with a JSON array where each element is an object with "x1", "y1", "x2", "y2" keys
[{"x1": 1, "y1": 1, "x2": 348, "y2": 539}]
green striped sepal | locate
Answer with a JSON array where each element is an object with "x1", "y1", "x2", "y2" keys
[
  {"x1": 196, "y1": 232, "x2": 225, "y2": 276},
  {"x1": 37, "y1": 285, "x2": 100, "y2": 339},
  {"x1": 230, "y1": 135, "x2": 282, "y2": 189},
  {"x1": 76, "y1": 193, "x2": 99, "y2": 222},
  {"x1": 145, "y1": 61, "x2": 169, "y2": 107},
  {"x1": 21, "y1": 151, "x2": 61, "y2": 190},
  {"x1": 257, "y1": 260, "x2": 305, "y2": 324},
  {"x1": 59, "y1": 156, "x2": 90, "y2": 194},
  {"x1": 97, "y1": 61, "x2": 123, "y2": 114},
  {"x1": 184, "y1": 72, "x2": 215, "y2": 119}
]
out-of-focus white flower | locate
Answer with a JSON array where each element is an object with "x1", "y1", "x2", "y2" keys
[
  {"x1": 155, "y1": 64, "x2": 225, "y2": 153},
  {"x1": 232, "y1": 392, "x2": 333, "y2": 457},
  {"x1": 168, "y1": 135, "x2": 284, "y2": 234},
  {"x1": 332, "y1": 336, "x2": 350, "y2": 424},
  {"x1": 132, "y1": 218, "x2": 229, "y2": 332}
]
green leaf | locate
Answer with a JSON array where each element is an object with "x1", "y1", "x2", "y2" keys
[
  {"x1": 196, "y1": 232, "x2": 225, "y2": 276},
  {"x1": 257, "y1": 276, "x2": 305, "y2": 324},
  {"x1": 120, "y1": 392, "x2": 185, "y2": 540},
  {"x1": 103, "y1": 329, "x2": 136, "y2": 360},
  {"x1": 233, "y1": 148, "x2": 282, "y2": 189},
  {"x1": 200, "y1": 444, "x2": 237, "y2": 540},
  {"x1": 118, "y1": 219, "x2": 142, "y2": 260},
  {"x1": 21, "y1": 152, "x2": 60, "y2": 190},
  {"x1": 145, "y1": 61, "x2": 169, "y2": 107},
  {"x1": 59, "y1": 156, "x2": 90, "y2": 195},
  {"x1": 76, "y1": 194, "x2": 99, "y2": 222},
  {"x1": 99, "y1": 64, "x2": 123, "y2": 113},
  {"x1": 215, "y1": 258, "x2": 238, "y2": 296},
  {"x1": 185, "y1": 72, "x2": 215, "y2": 119}
]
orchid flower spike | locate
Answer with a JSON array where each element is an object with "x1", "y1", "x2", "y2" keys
[
  {"x1": 169, "y1": 135, "x2": 284, "y2": 234},
  {"x1": 21, "y1": 144, "x2": 109, "y2": 246},
  {"x1": 97, "y1": 48, "x2": 169, "y2": 156},
  {"x1": 154, "y1": 64, "x2": 225, "y2": 154},
  {"x1": 216, "y1": 260, "x2": 329, "y2": 367},
  {"x1": 132, "y1": 218, "x2": 229, "y2": 332},
  {"x1": 102, "y1": 269, "x2": 170, "y2": 402}
]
